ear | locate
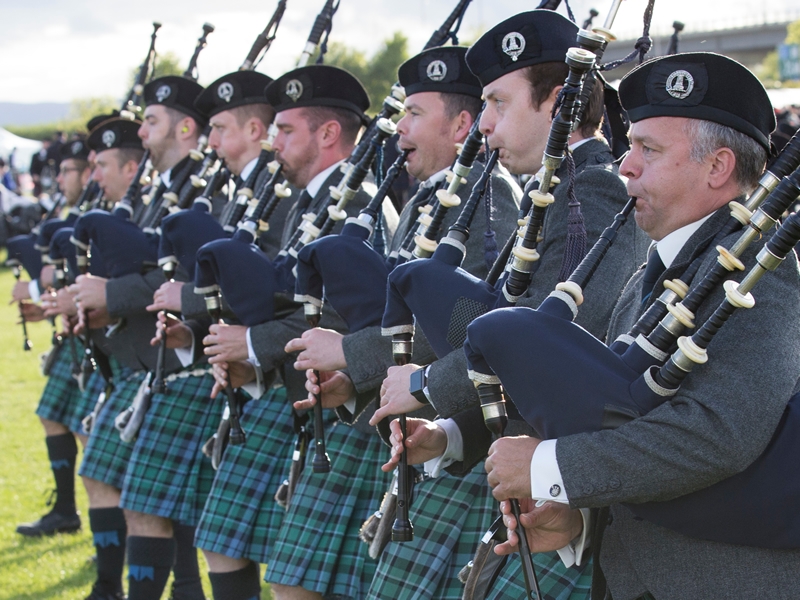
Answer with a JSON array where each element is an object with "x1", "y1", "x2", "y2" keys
[
  {"x1": 706, "y1": 147, "x2": 737, "y2": 190},
  {"x1": 123, "y1": 159, "x2": 139, "y2": 179},
  {"x1": 452, "y1": 110, "x2": 473, "y2": 143},
  {"x1": 177, "y1": 117, "x2": 195, "y2": 141},
  {"x1": 541, "y1": 85, "x2": 563, "y2": 121},
  {"x1": 80, "y1": 167, "x2": 92, "y2": 186},
  {"x1": 317, "y1": 119, "x2": 342, "y2": 150},
  {"x1": 247, "y1": 117, "x2": 264, "y2": 142}
]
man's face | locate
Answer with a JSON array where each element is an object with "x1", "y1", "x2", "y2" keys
[
  {"x1": 396, "y1": 92, "x2": 461, "y2": 181},
  {"x1": 480, "y1": 70, "x2": 552, "y2": 175},
  {"x1": 272, "y1": 107, "x2": 319, "y2": 189},
  {"x1": 93, "y1": 149, "x2": 131, "y2": 203},
  {"x1": 620, "y1": 117, "x2": 721, "y2": 242},
  {"x1": 56, "y1": 158, "x2": 87, "y2": 205},
  {"x1": 208, "y1": 110, "x2": 250, "y2": 176},
  {"x1": 139, "y1": 105, "x2": 176, "y2": 171}
]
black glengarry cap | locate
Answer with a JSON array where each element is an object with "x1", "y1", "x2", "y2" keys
[
  {"x1": 87, "y1": 118, "x2": 143, "y2": 152},
  {"x1": 144, "y1": 75, "x2": 207, "y2": 126},
  {"x1": 619, "y1": 52, "x2": 775, "y2": 151},
  {"x1": 264, "y1": 65, "x2": 369, "y2": 118},
  {"x1": 465, "y1": 10, "x2": 579, "y2": 88},
  {"x1": 398, "y1": 46, "x2": 483, "y2": 99},
  {"x1": 195, "y1": 71, "x2": 274, "y2": 118}
]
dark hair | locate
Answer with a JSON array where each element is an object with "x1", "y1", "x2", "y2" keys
[
  {"x1": 301, "y1": 106, "x2": 363, "y2": 146},
  {"x1": 521, "y1": 62, "x2": 605, "y2": 138},
  {"x1": 231, "y1": 103, "x2": 275, "y2": 130},
  {"x1": 115, "y1": 147, "x2": 145, "y2": 168},
  {"x1": 440, "y1": 92, "x2": 483, "y2": 122}
]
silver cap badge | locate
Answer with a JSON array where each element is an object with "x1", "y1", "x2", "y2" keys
[
  {"x1": 666, "y1": 70, "x2": 694, "y2": 100},
  {"x1": 217, "y1": 82, "x2": 234, "y2": 103},
  {"x1": 285, "y1": 79, "x2": 303, "y2": 102},
  {"x1": 426, "y1": 60, "x2": 447, "y2": 82},
  {"x1": 101, "y1": 130, "x2": 116, "y2": 148},
  {"x1": 155, "y1": 85, "x2": 171, "y2": 103},
  {"x1": 502, "y1": 32, "x2": 526, "y2": 62}
]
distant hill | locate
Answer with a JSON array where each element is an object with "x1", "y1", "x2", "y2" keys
[{"x1": 0, "y1": 103, "x2": 71, "y2": 127}]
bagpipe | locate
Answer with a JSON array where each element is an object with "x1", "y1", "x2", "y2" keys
[
  {"x1": 122, "y1": 22, "x2": 162, "y2": 118},
  {"x1": 461, "y1": 144, "x2": 800, "y2": 549}
]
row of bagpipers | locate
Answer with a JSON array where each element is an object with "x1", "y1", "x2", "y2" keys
[{"x1": 7, "y1": 0, "x2": 800, "y2": 598}]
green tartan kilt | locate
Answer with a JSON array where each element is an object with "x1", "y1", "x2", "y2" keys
[
  {"x1": 366, "y1": 462, "x2": 496, "y2": 600},
  {"x1": 65, "y1": 366, "x2": 107, "y2": 435},
  {"x1": 120, "y1": 370, "x2": 222, "y2": 526},
  {"x1": 266, "y1": 422, "x2": 392, "y2": 599},
  {"x1": 78, "y1": 369, "x2": 144, "y2": 489},
  {"x1": 194, "y1": 386, "x2": 294, "y2": 563},
  {"x1": 35, "y1": 342, "x2": 82, "y2": 428},
  {"x1": 486, "y1": 551, "x2": 592, "y2": 600}
]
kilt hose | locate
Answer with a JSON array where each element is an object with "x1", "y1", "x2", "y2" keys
[
  {"x1": 35, "y1": 341, "x2": 82, "y2": 428},
  {"x1": 365, "y1": 462, "x2": 495, "y2": 600},
  {"x1": 485, "y1": 551, "x2": 592, "y2": 600},
  {"x1": 266, "y1": 421, "x2": 392, "y2": 599},
  {"x1": 78, "y1": 368, "x2": 143, "y2": 489},
  {"x1": 120, "y1": 369, "x2": 222, "y2": 526},
  {"x1": 195, "y1": 385, "x2": 295, "y2": 563}
]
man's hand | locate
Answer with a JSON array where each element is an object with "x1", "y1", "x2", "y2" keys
[
  {"x1": 369, "y1": 364, "x2": 425, "y2": 426},
  {"x1": 151, "y1": 311, "x2": 193, "y2": 349},
  {"x1": 294, "y1": 369, "x2": 354, "y2": 411},
  {"x1": 203, "y1": 323, "x2": 248, "y2": 363},
  {"x1": 495, "y1": 498, "x2": 584, "y2": 556},
  {"x1": 485, "y1": 436, "x2": 541, "y2": 501},
  {"x1": 39, "y1": 265, "x2": 55, "y2": 290},
  {"x1": 147, "y1": 281, "x2": 185, "y2": 313},
  {"x1": 19, "y1": 301, "x2": 46, "y2": 322},
  {"x1": 68, "y1": 274, "x2": 108, "y2": 311},
  {"x1": 43, "y1": 288, "x2": 78, "y2": 318},
  {"x1": 210, "y1": 361, "x2": 256, "y2": 399},
  {"x1": 73, "y1": 306, "x2": 113, "y2": 334},
  {"x1": 382, "y1": 417, "x2": 447, "y2": 472},
  {"x1": 284, "y1": 328, "x2": 346, "y2": 372},
  {"x1": 11, "y1": 280, "x2": 31, "y2": 303}
]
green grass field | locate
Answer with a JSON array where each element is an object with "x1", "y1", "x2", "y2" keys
[{"x1": 0, "y1": 261, "x2": 272, "y2": 599}]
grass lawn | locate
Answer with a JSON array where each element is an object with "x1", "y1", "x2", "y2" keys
[{"x1": 0, "y1": 260, "x2": 272, "y2": 599}]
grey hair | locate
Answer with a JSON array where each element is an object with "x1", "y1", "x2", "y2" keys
[{"x1": 683, "y1": 119, "x2": 767, "y2": 193}]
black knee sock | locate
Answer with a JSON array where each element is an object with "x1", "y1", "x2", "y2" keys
[
  {"x1": 46, "y1": 433, "x2": 77, "y2": 515},
  {"x1": 127, "y1": 536, "x2": 176, "y2": 600},
  {"x1": 172, "y1": 524, "x2": 205, "y2": 599},
  {"x1": 88, "y1": 507, "x2": 127, "y2": 595},
  {"x1": 208, "y1": 561, "x2": 261, "y2": 600}
]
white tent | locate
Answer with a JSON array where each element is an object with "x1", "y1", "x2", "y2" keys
[{"x1": 0, "y1": 126, "x2": 42, "y2": 173}]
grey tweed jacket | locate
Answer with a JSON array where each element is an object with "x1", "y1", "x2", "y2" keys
[{"x1": 558, "y1": 206, "x2": 800, "y2": 599}]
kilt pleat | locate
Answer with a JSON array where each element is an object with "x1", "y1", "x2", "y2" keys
[
  {"x1": 367, "y1": 462, "x2": 496, "y2": 600},
  {"x1": 266, "y1": 422, "x2": 392, "y2": 599},
  {"x1": 486, "y1": 551, "x2": 592, "y2": 600},
  {"x1": 78, "y1": 368, "x2": 142, "y2": 488},
  {"x1": 120, "y1": 371, "x2": 222, "y2": 526},
  {"x1": 35, "y1": 343, "x2": 82, "y2": 427},
  {"x1": 194, "y1": 386, "x2": 294, "y2": 563},
  {"x1": 65, "y1": 367, "x2": 107, "y2": 435}
]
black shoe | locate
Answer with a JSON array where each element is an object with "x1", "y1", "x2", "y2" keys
[
  {"x1": 84, "y1": 585, "x2": 125, "y2": 600},
  {"x1": 16, "y1": 510, "x2": 81, "y2": 537}
]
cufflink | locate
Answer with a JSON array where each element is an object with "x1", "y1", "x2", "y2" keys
[{"x1": 549, "y1": 484, "x2": 561, "y2": 497}]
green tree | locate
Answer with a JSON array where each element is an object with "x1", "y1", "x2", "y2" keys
[
  {"x1": 311, "y1": 32, "x2": 409, "y2": 114},
  {"x1": 757, "y1": 18, "x2": 800, "y2": 86}
]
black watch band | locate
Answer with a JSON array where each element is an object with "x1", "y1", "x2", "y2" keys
[{"x1": 409, "y1": 366, "x2": 429, "y2": 405}]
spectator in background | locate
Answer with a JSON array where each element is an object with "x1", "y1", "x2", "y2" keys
[{"x1": 0, "y1": 158, "x2": 17, "y2": 192}]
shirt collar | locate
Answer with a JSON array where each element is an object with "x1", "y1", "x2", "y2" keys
[
  {"x1": 652, "y1": 214, "x2": 713, "y2": 269},
  {"x1": 305, "y1": 160, "x2": 343, "y2": 199},
  {"x1": 239, "y1": 157, "x2": 259, "y2": 182},
  {"x1": 421, "y1": 167, "x2": 449, "y2": 189}
]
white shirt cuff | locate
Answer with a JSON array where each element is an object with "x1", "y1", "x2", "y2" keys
[
  {"x1": 555, "y1": 508, "x2": 591, "y2": 568},
  {"x1": 246, "y1": 327, "x2": 260, "y2": 367},
  {"x1": 423, "y1": 417, "x2": 464, "y2": 478},
  {"x1": 530, "y1": 439, "x2": 567, "y2": 503},
  {"x1": 241, "y1": 358, "x2": 266, "y2": 399},
  {"x1": 28, "y1": 279, "x2": 41, "y2": 303},
  {"x1": 173, "y1": 327, "x2": 196, "y2": 367}
]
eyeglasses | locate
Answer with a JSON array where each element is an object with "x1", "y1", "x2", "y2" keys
[{"x1": 58, "y1": 167, "x2": 81, "y2": 176}]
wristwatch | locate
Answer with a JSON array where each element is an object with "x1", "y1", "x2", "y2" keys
[{"x1": 408, "y1": 366, "x2": 429, "y2": 405}]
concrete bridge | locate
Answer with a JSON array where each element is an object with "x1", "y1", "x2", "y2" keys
[{"x1": 601, "y1": 13, "x2": 799, "y2": 77}]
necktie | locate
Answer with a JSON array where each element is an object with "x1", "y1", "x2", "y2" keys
[{"x1": 641, "y1": 247, "x2": 666, "y2": 304}]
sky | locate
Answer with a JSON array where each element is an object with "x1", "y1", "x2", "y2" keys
[{"x1": 1, "y1": 0, "x2": 798, "y2": 104}]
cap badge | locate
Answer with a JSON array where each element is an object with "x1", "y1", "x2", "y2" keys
[
  {"x1": 285, "y1": 79, "x2": 303, "y2": 102},
  {"x1": 426, "y1": 60, "x2": 447, "y2": 82},
  {"x1": 217, "y1": 82, "x2": 234, "y2": 103},
  {"x1": 502, "y1": 32, "x2": 526, "y2": 62},
  {"x1": 155, "y1": 85, "x2": 172, "y2": 103},
  {"x1": 101, "y1": 130, "x2": 116, "y2": 148},
  {"x1": 665, "y1": 70, "x2": 694, "y2": 100},
  {"x1": 71, "y1": 141, "x2": 83, "y2": 155}
]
